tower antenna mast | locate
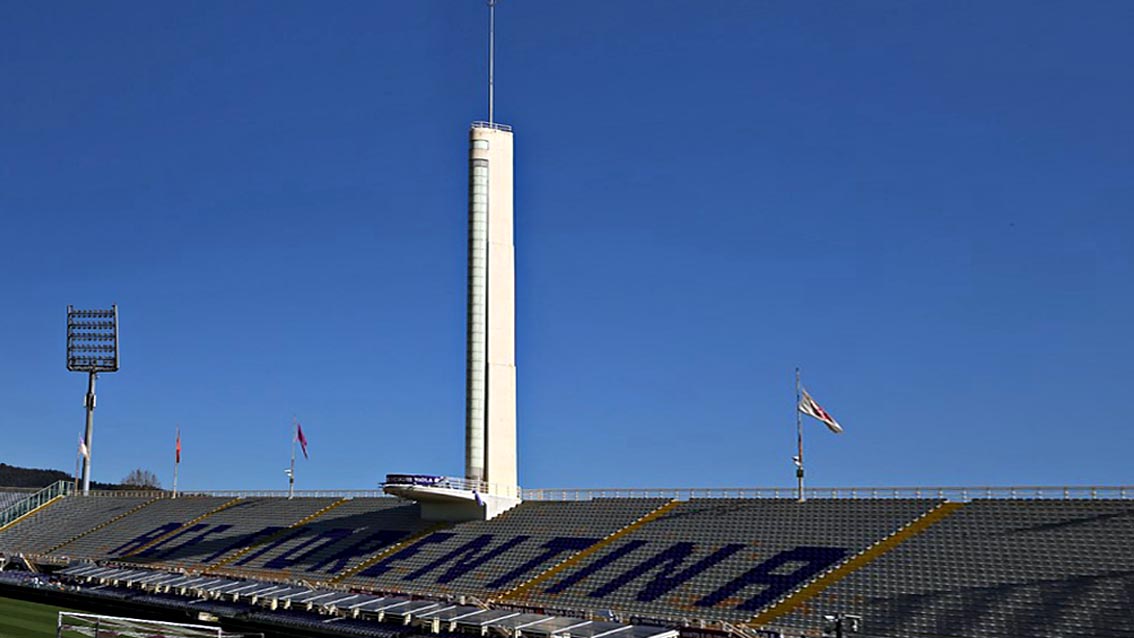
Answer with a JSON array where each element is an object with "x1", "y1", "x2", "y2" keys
[{"x1": 488, "y1": 0, "x2": 496, "y2": 125}]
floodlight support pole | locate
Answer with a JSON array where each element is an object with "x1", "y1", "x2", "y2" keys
[{"x1": 81, "y1": 371, "x2": 97, "y2": 496}]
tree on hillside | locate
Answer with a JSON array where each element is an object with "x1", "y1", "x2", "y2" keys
[{"x1": 122, "y1": 468, "x2": 161, "y2": 489}]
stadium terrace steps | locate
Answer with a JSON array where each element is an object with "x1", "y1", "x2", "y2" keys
[
  {"x1": 0, "y1": 495, "x2": 153, "y2": 554},
  {"x1": 336, "y1": 498, "x2": 673, "y2": 598},
  {"x1": 44, "y1": 495, "x2": 165, "y2": 555},
  {"x1": 205, "y1": 497, "x2": 350, "y2": 571},
  {"x1": 0, "y1": 490, "x2": 34, "y2": 512},
  {"x1": 119, "y1": 496, "x2": 244, "y2": 558},
  {"x1": 44, "y1": 496, "x2": 235, "y2": 560},
  {"x1": 4, "y1": 493, "x2": 1133, "y2": 636},
  {"x1": 770, "y1": 499, "x2": 1134, "y2": 638},
  {"x1": 0, "y1": 494, "x2": 63, "y2": 535},
  {"x1": 498, "y1": 499, "x2": 681, "y2": 602},
  {"x1": 328, "y1": 519, "x2": 454, "y2": 586},
  {"x1": 126, "y1": 497, "x2": 344, "y2": 568},
  {"x1": 222, "y1": 498, "x2": 435, "y2": 581},
  {"x1": 747, "y1": 501, "x2": 965, "y2": 627},
  {"x1": 502, "y1": 498, "x2": 945, "y2": 623}
]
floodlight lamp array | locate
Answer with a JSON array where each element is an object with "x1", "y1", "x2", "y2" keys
[
  {"x1": 69, "y1": 309, "x2": 116, "y2": 319},
  {"x1": 67, "y1": 305, "x2": 119, "y2": 373}
]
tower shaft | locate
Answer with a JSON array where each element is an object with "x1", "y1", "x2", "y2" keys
[{"x1": 466, "y1": 124, "x2": 516, "y2": 493}]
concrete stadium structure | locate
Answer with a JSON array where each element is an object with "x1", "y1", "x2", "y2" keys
[
  {"x1": 1, "y1": 484, "x2": 1133, "y2": 638},
  {"x1": 465, "y1": 122, "x2": 518, "y2": 497},
  {"x1": 385, "y1": 3, "x2": 519, "y2": 522},
  {"x1": 384, "y1": 121, "x2": 520, "y2": 522}
]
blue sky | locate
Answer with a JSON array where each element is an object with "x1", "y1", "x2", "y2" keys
[{"x1": 1, "y1": 1, "x2": 1131, "y2": 491}]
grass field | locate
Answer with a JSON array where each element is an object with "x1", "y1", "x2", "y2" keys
[{"x1": 0, "y1": 595, "x2": 77, "y2": 638}]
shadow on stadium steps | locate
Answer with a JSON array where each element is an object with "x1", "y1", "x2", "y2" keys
[
  {"x1": 858, "y1": 569, "x2": 1134, "y2": 638},
  {"x1": 117, "y1": 503, "x2": 433, "y2": 578},
  {"x1": 995, "y1": 506, "x2": 1134, "y2": 537}
]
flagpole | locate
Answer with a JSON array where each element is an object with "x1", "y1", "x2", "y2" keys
[
  {"x1": 796, "y1": 367, "x2": 805, "y2": 503},
  {"x1": 172, "y1": 426, "x2": 180, "y2": 499},
  {"x1": 288, "y1": 420, "x2": 297, "y2": 500},
  {"x1": 73, "y1": 447, "x2": 80, "y2": 494}
]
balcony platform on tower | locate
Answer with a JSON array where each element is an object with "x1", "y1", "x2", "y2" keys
[{"x1": 383, "y1": 474, "x2": 520, "y2": 521}]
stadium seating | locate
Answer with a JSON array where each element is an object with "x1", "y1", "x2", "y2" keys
[
  {"x1": 0, "y1": 494, "x2": 156, "y2": 556},
  {"x1": 502, "y1": 498, "x2": 941, "y2": 623},
  {"x1": 339, "y1": 498, "x2": 671, "y2": 597},
  {"x1": 220, "y1": 497, "x2": 431, "y2": 579},
  {"x1": 47, "y1": 495, "x2": 231, "y2": 559},
  {"x1": 770, "y1": 499, "x2": 1134, "y2": 638},
  {"x1": 0, "y1": 490, "x2": 32, "y2": 511},
  {"x1": 2, "y1": 492, "x2": 1132, "y2": 637},
  {"x1": 127, "y1": 496, "x2": 342, "y2": 568}
]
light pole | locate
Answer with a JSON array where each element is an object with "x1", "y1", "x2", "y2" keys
[{"x1": 67, "y1": 305, "x2": 119, "y2": 495}]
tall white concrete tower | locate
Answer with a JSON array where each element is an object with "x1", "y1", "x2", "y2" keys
[
  {"x1": 465, "y1": 0, "x2": 517, "y2": 497},
  {"x1": 382, "y1": 126, "x2": 520, "y2": 517},
  {"x1": 382, "y1": 1, "x2": 519, "y2": 520},
  {"x1": 466, "y1": 122, "x2": 516, "y2": 494}
]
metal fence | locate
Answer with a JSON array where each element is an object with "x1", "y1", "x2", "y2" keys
[
  {"x1": 520, "y1": 485, "x2": 1134, "y2": 501},
  {"x1": 81, "y1": 488, "x2": 389, "y2": 499},
  {"x1": 470, "y1": 120, "x2": 513, "y2": 132},
  {"x1": 0, "y1": 480, "x2": 72, "y2": 528},
  {"x1": 55, "y1": 484, "x2": 1134, "y2": 501}
]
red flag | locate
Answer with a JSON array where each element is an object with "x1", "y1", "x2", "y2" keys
[
  {"x1": 296, "y1": 423, "x2": 309, "y2": 459},
  {"x1": 175, "y1": 428, "x2": 181, "y2": 464}
]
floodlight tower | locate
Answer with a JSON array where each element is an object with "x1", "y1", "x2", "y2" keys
[
  {"x1": 382, "y1": 0, "x2": 519, "y2": 520},
  {"x1": 67, "y1": 305, "x2": 119, "y2": 495},
  {"x1": 465, "y1": 0, "x2": 517, "y2": 494}
]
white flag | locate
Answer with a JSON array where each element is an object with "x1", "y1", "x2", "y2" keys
[
  {"x1": 78, "y1": 436, "x2": 89, "y2": 459},
  {"x1": 798, "y1": 388, "x2": 844, "y2": 434}
]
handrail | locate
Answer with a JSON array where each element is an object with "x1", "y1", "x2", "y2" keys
[
  {"x1": 0, "y1": 480, "x2": 72, "y2": 528},
  {"x1": 382, "y1": 474, "x2": 521, "y2": 499},
  {"x1": 470, "y1": 120, "x2": 513, "y2": 132},
  {"x1": 39, "y1": 485, "x2": 1134, "y2": 502},
  {"x1": 81, "y1": 489, "x2": 391, "y2": 499},
  {"x1": 520, "y1": 485, "x2": 1134, "y2": 502}
]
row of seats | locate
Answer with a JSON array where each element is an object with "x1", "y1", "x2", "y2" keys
[
  {"x1": 341, "y1": 498, "x2": 670, "y2": 597},
  {"x1": 0, "y1": 495, "x2": 155, "y2": 555},
  {"x1": 215, "y1": 498, "x2": 433, "y2": 578},
  {"x1": 132, "y1": 496, "x2": 342, "y2": 567},
  {"x1": 49, "y1": 496, "x2": 231, "y2": 559},
  {"x1": 0, "y1": 490, "x2": 32, "y2": 511},
  {"x1": 773, "y1": 499, "x2": 1134, "y2": 638},
  {"x1": 507, "y1": 498, "x2": 941, "y2": 623}
]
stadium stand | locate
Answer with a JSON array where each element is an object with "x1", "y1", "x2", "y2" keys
[
  {"x1": 0, "y1": 494, "x2": 155, "y2": 556},
  {"x1": 3, "y1": 491, "x2": 1133, "y2": 637},
  {"x1": 126, "y1": 496, "x2": 343, "y2": 568},
  {"x1": 47, "y1": 495, "x2": 232, "y2": 559},
  {"x1": 0, "y1": 490, "x2": 32, "y2": 511},
  {"x1": 216, "y1": 497, "x2": 432, "y2": 580},
  {"x1": 54, "y1": 563, "x2": 678, "y2": 638},
  {"x1": 338, "y1": 498, "x2": 671, "y2": 597},
  {"x1": 766, "y1": 499, "x2": 1134, "y2": 638},
  {"x1": 500, "y1": 498, "x2": 942, "y2": 623}
]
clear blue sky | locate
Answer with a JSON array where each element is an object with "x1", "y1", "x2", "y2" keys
[{"x1": 2, "y1": 1, "x2": 1131, "y2": 491}]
